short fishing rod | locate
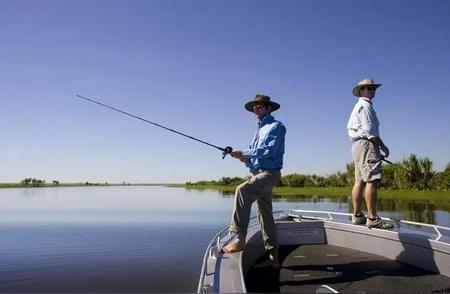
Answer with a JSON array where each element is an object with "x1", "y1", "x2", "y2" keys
[{"x1": 76, "y1": 95, "x2": 233, "y2": 159}]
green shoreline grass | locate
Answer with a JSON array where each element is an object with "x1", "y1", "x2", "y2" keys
[{"x1": 170, "y1": 184, "x2": 450, "y2": 201}]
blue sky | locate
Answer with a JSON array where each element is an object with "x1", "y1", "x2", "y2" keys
[{"x1": 1, "y1": 0, "x2": 449, "y2": 183}]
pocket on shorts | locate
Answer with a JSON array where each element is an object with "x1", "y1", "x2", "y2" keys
[
  {"x1": 367, "y1": 143, "x2": 381, "y2": 165},
  {"x1": 364, "y1": 154, "x2": 381, "y2": 181}
]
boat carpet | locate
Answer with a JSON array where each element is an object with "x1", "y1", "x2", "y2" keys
[{"x1": 246, "y1": 244, "x2": 450, "y2": 293}]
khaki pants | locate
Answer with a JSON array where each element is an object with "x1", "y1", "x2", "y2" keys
[{"x1": 229, "y1": 169, "x2": 281, "y2": 250}]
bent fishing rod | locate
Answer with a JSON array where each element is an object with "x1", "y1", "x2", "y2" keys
[{"x1": 76, "y1": 95, "x2": 233, "y2": 159}]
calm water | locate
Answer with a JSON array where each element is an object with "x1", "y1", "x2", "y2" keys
[{"x1": 0, "y1": 186, "x2": 449, "y2": 292}]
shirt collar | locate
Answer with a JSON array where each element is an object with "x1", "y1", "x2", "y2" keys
[
  {"x1": 258, "y1": 114, "x2": 274, "y2": 127},
  {"x1": 358, "y1": 97, "x2": 372, "y2": 105}
]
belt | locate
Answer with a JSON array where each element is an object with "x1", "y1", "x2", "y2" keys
[
  {"x1": 354, "y1": 137, "x2": 369, "y2": 141},
  {"x1": 256, "y1": 168, "x2": 281, "y2": 174}
]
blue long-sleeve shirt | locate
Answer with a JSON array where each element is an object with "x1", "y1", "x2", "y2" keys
[{"x1": 242, "y1": 114, "x2": 286, "y2": 175}]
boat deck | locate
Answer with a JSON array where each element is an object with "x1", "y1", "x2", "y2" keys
[{"x1": 246, "y1": 244, "x2": 450, "y2": 293}]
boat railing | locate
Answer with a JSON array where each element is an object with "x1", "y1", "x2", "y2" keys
[
  {"x1": 289, "y1": 209, "x2": 450, "y2": 244},
  {"x1": 289, "y1": 209, "x2": 392, "y2": 222},
  {"x1": 400, "y1": 220, "x2": 450, "y2": 243},
  {"x1": 197, "y1": 224, "x2": 229, "y2": 293}
]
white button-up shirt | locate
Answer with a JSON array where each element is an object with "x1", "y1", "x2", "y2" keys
[{"x1": 347, "y1": 97, "x2": 380, "y2": 141}]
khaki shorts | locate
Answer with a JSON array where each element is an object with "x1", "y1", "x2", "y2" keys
[{"x1": 352, "y1": 139, "x2": 382, "y2": 182}]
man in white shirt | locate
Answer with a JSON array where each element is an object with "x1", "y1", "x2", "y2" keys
[{"x1": 347, "y1": 78, "x2": 393, "y2": 229}]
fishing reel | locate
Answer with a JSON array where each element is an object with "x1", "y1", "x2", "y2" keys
[{"x1": 222, "y1": 146, "x2": 233, "y2": 159}]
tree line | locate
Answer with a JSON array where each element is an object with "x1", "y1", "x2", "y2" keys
[
  {"x1": 20, "y1": 178, "x2": 59, "y2": 187},
  {"x1": 186, "y1": 154, "x2": 450, "y2": 191},
  {"x1": 18, "y1": 179, "x2": 129, "y2": 187}
]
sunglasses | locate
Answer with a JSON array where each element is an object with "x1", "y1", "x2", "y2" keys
[
  {"x1": 253, "y1": 104, "x2": 266, "y2": 111},
  {"x1": 362, "y1": 86, "x2": 376, "y2": 91}
]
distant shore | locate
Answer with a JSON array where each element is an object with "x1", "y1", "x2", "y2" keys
[
  {"x1": 2, "y1": 183, "x2": 449, "y2": 202},
  {"x1": 0, "y1": 183, "x2": 165, "y2": 188},
  {"x1": 169, "y1": 184, "x2": 450, "y2": 201}
]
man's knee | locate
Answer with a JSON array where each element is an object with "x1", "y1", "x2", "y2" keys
[
  {"x1": 354, "y1": 180, "x2": 363, "y2": 185},
  {"x1": 354, "y1": 180, "x2": 364, "y2": 188},
  {"x1": 235, "y1": 181, "x2": 255, "y2": 203},
  {"x1": 236, "y1": 181, "x2": 249, "y2": 194}
]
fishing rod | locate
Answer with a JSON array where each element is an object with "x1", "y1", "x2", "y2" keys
[
  {"x1": 76, "y1": 95, "x2": 233, "y2": 159},
  {"x1": 381, "y1": 156, "x2": 411, "y2": 173},
  {"x1": 381, "y1": 157, "x2": 395, "y2": 165}
]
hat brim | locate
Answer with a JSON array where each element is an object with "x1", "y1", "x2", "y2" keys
[
  {"x1": 352, "y1": 84, "x2": 382, "y2": 97},
  {"x1": 245, "y1": 101, "x2": 280, "y2": 112}
]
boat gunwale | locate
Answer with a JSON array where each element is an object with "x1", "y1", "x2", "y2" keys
[{"x1": 290, "y1": 209, "x2": 450, "y2": 245}]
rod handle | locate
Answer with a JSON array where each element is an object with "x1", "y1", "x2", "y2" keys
[{"x1": 222, "y1": 146, "x2": 233, "y2": 159}]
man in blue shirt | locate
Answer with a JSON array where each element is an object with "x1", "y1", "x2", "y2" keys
[{"x1": 222, "y1": 94, "x2": 286, "y2": 267}]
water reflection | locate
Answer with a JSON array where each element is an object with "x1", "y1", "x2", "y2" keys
[
  {"x1": 1, "y1": 186, "x2": 448, "y2": 227},
  {"x1": 211, "y1": 187, "x2": 450, "y2": 226},
  {"x1": 377, "y1": 199, "x2": 438, "y2": 224},
  {"x1": 218, "y1": 189, "x2": 234, "y2": 197},
  {"x1": 268, "y1": 194, "x2": 449, "y2": 226}
]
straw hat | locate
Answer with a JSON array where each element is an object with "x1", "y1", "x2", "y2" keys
[
  {"x1": 352, "y1": 78, "x2": 382, "y2": 97},
  {"x1": 244, "y1": 94, "x2": 280, "y2": 112}
]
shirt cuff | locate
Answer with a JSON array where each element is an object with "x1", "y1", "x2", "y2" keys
[{"x1": 241, "y1": 149, "x2": 253, "y2": 158}]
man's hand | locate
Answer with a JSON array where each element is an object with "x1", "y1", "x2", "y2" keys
[
  {"x1": 231, "y1": 150, "x2": 246, "y2": 162},
  {"x1": 371, "y1": 137, "x2": 390, "y2": 158}
]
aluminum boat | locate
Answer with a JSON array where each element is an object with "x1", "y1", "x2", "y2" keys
[{"x1": 198, "y1": 210, "x2": 450, "y2": 293}]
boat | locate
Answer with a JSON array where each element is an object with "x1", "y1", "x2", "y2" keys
[{"x1": 198, "y1": 210, "x2": 450, "y2": 293}]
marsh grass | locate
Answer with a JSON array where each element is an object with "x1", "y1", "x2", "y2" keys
[{"x1": 174, "y1": 184, "x2": 450, "y2": 201}]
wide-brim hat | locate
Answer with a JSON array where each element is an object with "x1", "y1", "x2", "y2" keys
[
  {"x1": 352, "y1": 78, "x2": 382, "y2": 97},
  {"x1": 244, "y1": 94, "x2": 280, "y2": 112}
]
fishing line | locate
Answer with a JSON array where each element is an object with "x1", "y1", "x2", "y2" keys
[{"x1": 76, "y1": 95, "x2": 233, "y2": 158}]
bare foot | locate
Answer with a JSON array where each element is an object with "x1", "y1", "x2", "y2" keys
[
  {"x1": 268, "y1": 248, "x2": 280, "y2": 268},
  {"x1": 222, "y1": 238, "x2": 246, "y2": 253}
]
